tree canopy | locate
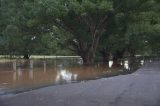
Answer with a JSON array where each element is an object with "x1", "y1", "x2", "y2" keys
[{"x1": 0, "y1": 0, "x2": 159, "y2": 64}]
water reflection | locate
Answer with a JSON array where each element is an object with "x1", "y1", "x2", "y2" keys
[
  {"x1": 43, "y1": 61, "x2": 46, "y2": 73},
  {"x1": 13, "y1": 61, "x2": 17, "y2": 71},
  {"x1": 56, "y1": 69, "x2": 77, "y2": 83},
  {"x1": 0, "y1": 59, "x2": 143, "y2": 94},
  {"x1": 109, "y1": 60, "x2": 113, "y2": 68},
  {"x1": 124, "y1": 60, "x2": 129, "y2": 70},
  {"x1": 13, "y1": 71, "x2": 16, "y2": 81},
  {"x1": 17, "y1": 68, "x2": 22, "y2": 78},
  {"x1": 141, "y1": 60, "x2": 144, "y2": 65},
  {"x1": 109, "y1": 60, "x2": 130, "y2": 70},
  {"x1": 120, "y1": 61, "x2": 123, "y2": 66}
]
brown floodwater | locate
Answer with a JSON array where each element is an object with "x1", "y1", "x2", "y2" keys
[{"x1": 0, "y1": 58, "x2": 144, "y2": 95}]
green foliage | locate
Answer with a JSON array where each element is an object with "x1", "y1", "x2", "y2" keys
[
  {"x1": 0, "y1": 0, "x2": 159, "y2": 61},
  {"x1": 0, "y1": 0, "x2": 62, "y2": 57}
]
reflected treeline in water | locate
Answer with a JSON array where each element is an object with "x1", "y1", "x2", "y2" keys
[{"x1": 0, "y1": 58, "x2": 144, "y2": 95}]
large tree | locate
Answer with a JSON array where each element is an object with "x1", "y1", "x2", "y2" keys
[
  {"x1": 98, "y1": 0, "x2": 159, "y2": 62},
  {"x1": 36, "y1": 0, "x2": 114, "y2": 64}
]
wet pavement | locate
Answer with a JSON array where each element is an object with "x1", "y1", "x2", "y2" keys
[{"x1": 0, "y1": 61, "x2": 160, "y2": 106}]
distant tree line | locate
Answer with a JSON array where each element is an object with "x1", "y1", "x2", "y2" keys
[{"x1": 0, "y1": 0, "x2": 160, "y2": 64}]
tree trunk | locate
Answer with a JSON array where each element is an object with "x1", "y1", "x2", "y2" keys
[
  {"x1": 75, "y1": 37, "x2": 100, "y2": 65},
  {"x1": 80, "y1": 50, "x2": 95, "y2": 65},
  {"x1": 100, "y1": 49, "x2": 109, "y2": 63},
  {"x1": 113, "y1": 51, "x2": 124, "y2": 63},
  {"x1": 23, "y1": 54, "x2": 30, "y2": 59},
  {"x1": 78, "y1": 46, "x2": 95, "y2": 65},
  {"x1": 130, "y1": 51, "x2": 135, "y2": 57},
  {"x1": 83, "y1": 56, "x2": 94, "y2": 65},
  {"x1": 113, "y1": 54, "x2": 119, "y2": 63}
]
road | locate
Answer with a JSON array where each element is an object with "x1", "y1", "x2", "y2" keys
[{"x1": 0, "y1": 61, "x2": 160, "y2": 106}]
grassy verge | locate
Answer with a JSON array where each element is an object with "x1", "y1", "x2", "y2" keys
[{"x1": 0, "y1": 55, "x2": 81, "y2": 59}]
